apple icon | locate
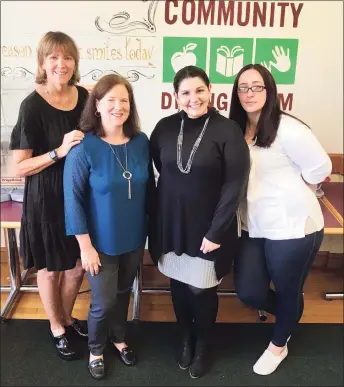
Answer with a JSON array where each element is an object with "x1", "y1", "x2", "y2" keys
[{"x1": 171, "y1": 43, "x2": 197, "y2": 73}]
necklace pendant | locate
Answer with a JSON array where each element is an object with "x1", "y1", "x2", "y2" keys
[
  {"x1": 122, "y1": 171, "x2": 132, "y2": 199},
  {"x1": 128, "y1": 179, "x2": 131, "y2": 200},
  {"x1": 123, "y1": 171, "x2": 132, "y2": 180}
]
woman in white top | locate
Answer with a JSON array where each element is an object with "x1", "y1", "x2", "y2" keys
[{"x1": 229, "y1": 64, "x2": 332, "y2": 376}]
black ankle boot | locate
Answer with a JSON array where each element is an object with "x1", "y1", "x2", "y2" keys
[
  {"x1": 189, "y1": 341, "x2": 208, "y2": 379},
  {"x1": 177, "y1": 335, "x2": 194, "y2": 370}
]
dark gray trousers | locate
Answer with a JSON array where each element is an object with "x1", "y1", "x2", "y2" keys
[{"x1": 87, "y1": 245, "x2": 144, "y2": 355}]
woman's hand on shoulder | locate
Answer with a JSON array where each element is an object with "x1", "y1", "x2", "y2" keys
[{"x1": 56, "y1": 130, "x2": 84, "y2": 158}]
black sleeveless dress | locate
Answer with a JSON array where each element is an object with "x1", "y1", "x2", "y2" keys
[{"x1": 9, "y1": 86, "x2": 89, "y2": 271}]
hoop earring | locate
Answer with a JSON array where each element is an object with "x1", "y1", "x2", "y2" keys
[{"x1": 95, "y1": 111, "x2": 101, "y2": 117}]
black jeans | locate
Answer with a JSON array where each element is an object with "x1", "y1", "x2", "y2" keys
[
  {"x1": 170, "y1": 279, "x2": 219, "y2": 343},
  {"x1": 234, "y1": 230, "x2": 324, "y2": 347},
  {"x1": 87, "y1": 245, "x2": 144, "y2": 356}
]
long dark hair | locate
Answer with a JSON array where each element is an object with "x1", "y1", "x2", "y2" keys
[
  {"x1": 80, "y1": 74, "x2": 140, "y2": 138},
  {"x1": 229, "y1": 64, "x2": 280, "y2": 148},
  {"x1": 229, "y1": 64, "x2": 309, "y2": 148}
]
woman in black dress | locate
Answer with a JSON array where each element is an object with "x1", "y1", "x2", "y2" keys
[
  {"x1": 10, "y1": 31, "x2": 88, "y2": 360},
  {"x1": 149, "y1": 66, "x2": 250, "y2": 378}
]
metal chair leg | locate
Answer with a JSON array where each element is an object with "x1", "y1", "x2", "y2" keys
[
  {"x1": 1, "y1": 229, "x2": 21, "y2": 320},
  {"x1": 131, "y1": 261, "x2": 143, "y2": 322}
]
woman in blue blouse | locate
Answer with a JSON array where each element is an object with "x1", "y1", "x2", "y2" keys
[{"x1": 63, "y1": 74, "x2": 154, "y2": 380}]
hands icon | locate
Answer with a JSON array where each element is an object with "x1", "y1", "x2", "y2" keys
[{"x1": 261, "y1": 46, "x2": 291, "y2": 72}]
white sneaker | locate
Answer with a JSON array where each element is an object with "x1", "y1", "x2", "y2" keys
[{"x1": 253, "y1": 346, "x2": 288, "y2": 375}]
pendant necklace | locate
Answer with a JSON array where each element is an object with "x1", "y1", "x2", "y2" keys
[{"x1": 108, "y1": 143, "x2": 132, "y2": 199}]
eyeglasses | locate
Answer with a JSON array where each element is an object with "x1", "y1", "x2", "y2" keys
[{"x1": 237, "y1": 86, "x2": 266, "y2": 93}]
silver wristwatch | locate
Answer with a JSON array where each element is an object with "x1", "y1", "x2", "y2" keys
[{"x1": 49, "y1": 149, "x2": 59, "y2": 162}]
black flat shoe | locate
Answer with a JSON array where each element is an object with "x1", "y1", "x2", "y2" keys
[
  {"x1": 112, "y1": 344, "x2": 137, "y2": 366},
  {"x1": 65, "y1": 318, "x2": 88, "y2": 338},
  {"x1": 88, "y1": 358, "x2": 105, "y2": 379},
  {"x1": 49, "y1": 331, "x2": 78, "y2": 361}
]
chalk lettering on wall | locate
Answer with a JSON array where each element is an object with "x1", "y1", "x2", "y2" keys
[
  {"x1": 95, "y1": 0, "x2": 159, "y2": 34},
  {"x1": 80, "y1": 38, "x2": 155, "y2": 66},
  {"x1": 1, "y1": 45, "x2": 32, "y2": 57},
  {"x1": 165, "y1": 1, "x2": 304, "y2": 28},
  {"x1": 125, "y1": 38, "x2": 154, "y2": 62},
  {"x1": 85, "y1": 43, "x2": 123, "y2": 60},
  {"x1": 82, "y1": 39, "x2": 155, "y2": 62}
]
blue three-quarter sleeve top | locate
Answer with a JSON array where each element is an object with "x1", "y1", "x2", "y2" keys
[{"x1": 63, "y1": 132, "x2": 150, "y2": 256}]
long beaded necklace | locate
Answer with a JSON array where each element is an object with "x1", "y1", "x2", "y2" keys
[
  {"x1": 177, "y1": 116, "x2": 210, "y2": 174},
  {"x1": 108, "y1": 143, "x2": 132, "y2": 199}
]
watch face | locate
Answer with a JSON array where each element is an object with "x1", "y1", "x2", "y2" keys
[{"x1": 50, "y1": 150, "x2": 58, "y2": 160}]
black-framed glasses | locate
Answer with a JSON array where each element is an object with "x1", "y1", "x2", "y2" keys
[{"x1": 238, "y1": 86, "x2": 266, "y2": 93}]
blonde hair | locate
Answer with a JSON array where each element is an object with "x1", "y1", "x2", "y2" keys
[{"x1": 35, "y1": 31, "x2": 80, "y2": 85}]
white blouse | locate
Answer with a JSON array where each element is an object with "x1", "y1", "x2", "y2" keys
[{"x1": 240, "y1": 114, "x2": 332, "y2": 240}]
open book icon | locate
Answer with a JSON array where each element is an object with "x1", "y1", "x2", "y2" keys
[{"x1": 216, "y1": 45, "x2": 244, "y2": 77}]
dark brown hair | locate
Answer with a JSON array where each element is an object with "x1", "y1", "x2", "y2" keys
[
  {"x1": 229, "y1": 64, "x2": 309, "y2": 148},
  {"x1": 173, "y1": 65, "x2": 210, "y2": 93},
  {"x1": 80, "y1": 74, "x2": 140, "y2": 138},
  {"x1": 35, "y1": 31, "x2": 80, "y2": 85}
]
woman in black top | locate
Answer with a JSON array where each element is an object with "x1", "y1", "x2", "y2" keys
[
  {"x1": 149, "y1": 66, "x2": 250, "y2": 378},
  {"x1": 10, "y1": 31, "x2": 88, "y2": 360}
]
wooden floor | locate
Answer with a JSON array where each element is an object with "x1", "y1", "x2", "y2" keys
[{"x1": 1, "y1": 252, "x2": 343, "y2": 324}]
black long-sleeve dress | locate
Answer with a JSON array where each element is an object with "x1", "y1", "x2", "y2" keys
[{"x1": 149, "y1": 108, "x2": 250, "y2": 281}]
